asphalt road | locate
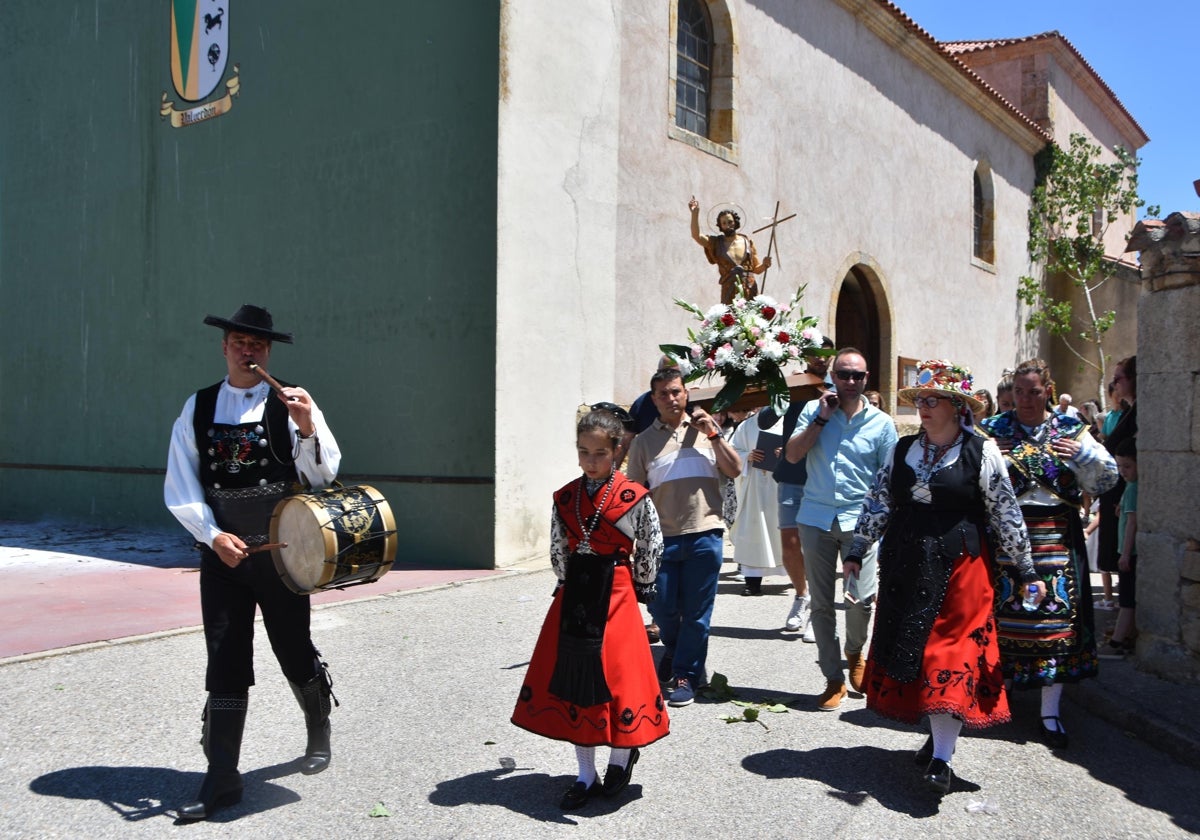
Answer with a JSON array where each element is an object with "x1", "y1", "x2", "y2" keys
[{"x1": 1, "y1": 564, "x2": 1198, "y2": 839}]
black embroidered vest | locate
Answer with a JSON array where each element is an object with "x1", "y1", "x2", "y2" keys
[
  {"x1": 192, "y1": 381, "x2": 298, "y2": 542},
  {"x1": 872, "y1": 434, "x2": 988, "y2": 683}
]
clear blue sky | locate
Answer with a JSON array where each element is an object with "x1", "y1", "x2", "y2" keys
[{"x1": 895, "y1": 1, "x2": 1198, "y2": 218}]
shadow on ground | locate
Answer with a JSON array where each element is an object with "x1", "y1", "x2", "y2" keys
[{"x1": 29, "y1": 760, "x2": 304, "y2": 823}]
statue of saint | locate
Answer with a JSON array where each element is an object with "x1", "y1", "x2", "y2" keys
[{"x1": 689, "y1": 196, "x2": 772, "y2": 304}]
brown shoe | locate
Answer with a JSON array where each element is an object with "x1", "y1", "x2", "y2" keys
[
  {"x1": 846, "y1": 651, "x2": 866, "y2": 693},
  {"x1": 817, "y1": 680, "x2": 847, "y2": 711}
]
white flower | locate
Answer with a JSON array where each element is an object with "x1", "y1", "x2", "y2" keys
[
  {"x1": 801, "y1": 327, "x2": 822, "y2": 344},
  {"x1": 705, "y1": 304, "x2": 728, "y2": 321},
  {"x1": 676, "y1": 358, "x2": 695, "y2": 376},
  {"x1": 761, "y1": 340, "x2": 786, "y2": 361},
  {"x1": 713, "y1": 345, "x2": 735, "y2": 367}
]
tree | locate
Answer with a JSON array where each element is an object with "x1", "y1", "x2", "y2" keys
[{"x1": 1017, "y1": 132, "x2": 1158, "y2": 404}]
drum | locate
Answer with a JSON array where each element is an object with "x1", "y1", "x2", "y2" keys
[{"x1": 270, "y1": 485, "x2": 398, "y2": 594}]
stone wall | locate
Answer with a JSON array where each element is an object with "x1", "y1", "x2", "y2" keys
[{"x1": 1126, "y1": 212, "x2": 1200, "y2": 681}]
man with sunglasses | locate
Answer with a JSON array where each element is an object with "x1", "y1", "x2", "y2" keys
[{"x1": 783, "y1": 348, "x2": 897, "y2": 711}]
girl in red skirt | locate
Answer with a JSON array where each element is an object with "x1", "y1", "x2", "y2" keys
[
  {"x1": 511, "y1": 407, "x2": 668, "y2": 810},
  {"x1": 843, "y1": 361, "x2": 1044, "y2": 795}
]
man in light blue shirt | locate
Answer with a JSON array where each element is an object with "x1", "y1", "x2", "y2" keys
[{"x1": 784, "y1": 348, "x2": 897, "y2": 711}]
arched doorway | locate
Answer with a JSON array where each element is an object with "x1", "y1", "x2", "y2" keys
[{"x1": 831, "y1": 262, "x2": 893, "y2": 406}]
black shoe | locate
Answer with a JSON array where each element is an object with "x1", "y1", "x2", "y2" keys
[
  {"x1": 177, "y1": 770, "x2": 243, "y2": 821},
  {"x1": 923, "y1": 758, "x2": 953, "y2": 795},
  {"x1": 559, "y1": 780, "x2": 602, "y2": 810},
  {"x1": 602, "y1": 748, "x2": 639, "y2": 797},
  {"x1": 1040, "y1": 716, "x2": 1069, "y2": 749},
  {"x1": 913, "y1": 735, "x2": 933, "y2": 766}
]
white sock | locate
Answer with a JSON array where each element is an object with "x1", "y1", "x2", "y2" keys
[
  {"x1": 574, "y1": 745, "x2": 597, "y2": 785},
  {"x1": 609, "y1": 747, "x2": 631, "y2": 770},
  {"x1": 928, "y1": 713, "x2": 961, "y2": 763},
  {"x1": 1041, "y1": 683, "x2": 1065, "y2": 729}
]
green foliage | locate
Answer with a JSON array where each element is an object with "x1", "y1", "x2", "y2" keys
[
  {"x1": 1018, "y1": 133, "x2": 1158, "y2": 402},
  {"x1": 699, "y1": 671, "x2": 736, "y2": 701}
]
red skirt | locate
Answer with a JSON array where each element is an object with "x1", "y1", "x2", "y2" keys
[
  {"x1": 864, "y1": 551, "x2": 1010, "y2": 729},
  {"x1": 511, "y1": 565, "x2": 670, "y2": 748}
]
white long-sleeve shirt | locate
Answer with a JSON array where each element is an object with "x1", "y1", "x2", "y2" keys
[{"x1": 163, "y1": 378, "x2": 341, "y2": 547}]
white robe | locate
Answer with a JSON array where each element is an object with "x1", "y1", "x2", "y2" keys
[{"x1": 728, "y1": 414, "x2": 785, "y2": 575}]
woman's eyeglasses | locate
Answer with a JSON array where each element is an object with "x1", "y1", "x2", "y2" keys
[
  {"x1": 833, "y1": 370, "x2": 867, "y2": 382},
  {"x1": 913, "y1": 396, "x2": 947, "y2": 409}
]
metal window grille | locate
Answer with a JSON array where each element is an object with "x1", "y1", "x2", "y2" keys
[{"x1": 676, "y1": 0, "x2": 711, "y2": 137}]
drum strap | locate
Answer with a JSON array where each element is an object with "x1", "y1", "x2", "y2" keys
[{"x1": 548, "y1": 552, "x2": 615, "y2": 708}]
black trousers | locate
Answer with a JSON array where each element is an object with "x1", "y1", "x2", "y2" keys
[{"x1": 200, "y1": 548, "x2": 318, "y2": 692}]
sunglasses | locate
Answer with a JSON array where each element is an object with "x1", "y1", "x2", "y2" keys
[
  {"x1": 912, "y1": 396, "x2": 948, "y2": 409},
  {"x1": 833, "y1": 370, "x2": 867, "y2": 382}
]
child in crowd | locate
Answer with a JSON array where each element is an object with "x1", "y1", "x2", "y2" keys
[
  {"x1": 1100, "y1": 438, "x2": 1138, "y2": 658},
  {"x1": 511, "y1": 407, "x2": 669, "y2": 810},
  {"x1": 995, "y1": 374, "x2": 1014, "y2": 413},
  {"x1": 1084, "y1": 498, "x2": 1115, "y2": 609}
]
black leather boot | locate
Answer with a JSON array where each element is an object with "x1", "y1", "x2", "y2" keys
[
  {"x1": 178, "y1": 693, "x2": 247, "y2": 821},
  {"x1": 291, "y1": 660, "x2": 337, "y2": 775}
]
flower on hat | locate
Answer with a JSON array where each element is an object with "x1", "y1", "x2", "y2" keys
[{"x1": 899, "y1": 359, "x2": 984, "y2": 413}]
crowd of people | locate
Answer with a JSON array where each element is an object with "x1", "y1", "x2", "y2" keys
[
  {"x1": 169, "y1": 304, "x2": 1138, "y2": 818},
  {"x1": 515, "y1": 346, "x2": 1134, "y2": 807}
]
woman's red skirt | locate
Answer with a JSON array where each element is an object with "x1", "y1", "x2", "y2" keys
[
  {"x1": 511, "y1": 565, "x2": 670, "y2": 748},
  {"x1": 864, "y1": 551, "x2": 1010, "y2": 729}
]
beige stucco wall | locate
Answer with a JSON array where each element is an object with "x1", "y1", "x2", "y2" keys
[
  {"x1": 614, "y1": 0, "x2": 1041, "y2": 408},
  {"x1": 494, "y1": 1, "x2": 624, "y2": 565},
  {"x1": 490, "y1": 0, "x2": 1142, "y2": 567},
  {"x1": 957, "y1": 42, "x2": 1145, "y2": 404}
]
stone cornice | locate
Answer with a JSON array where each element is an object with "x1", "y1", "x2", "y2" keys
[
  {"x1": 949, "y1": 36, "x2": 1148, "y2": 151},
  {"x1": 1126, "y1": 212, "x2": 1200, "y2": 291},
  {"x1": 832, "y1": 0, "x2": 1049, "y2": 154}
]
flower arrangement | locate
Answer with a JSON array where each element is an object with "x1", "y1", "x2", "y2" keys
[
  {"x1": 909, "y1": 360, "x2": 977, "y2": 398},
  {"x1": 659, "y1": 286, "x2": 829, "y2": 412}
]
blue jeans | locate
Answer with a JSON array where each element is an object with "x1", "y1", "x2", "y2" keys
[{"x1": 650, "y1": 529, "x2": 724, "y2": 684}]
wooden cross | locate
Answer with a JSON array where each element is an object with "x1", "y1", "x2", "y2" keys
[{"x1": 751, "y1": 201, "x2": 796, "y2": 294}]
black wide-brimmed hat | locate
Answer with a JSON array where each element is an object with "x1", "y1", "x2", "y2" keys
[{"x1": 203, "y1": 304, "x2": 294, "y2": 344}]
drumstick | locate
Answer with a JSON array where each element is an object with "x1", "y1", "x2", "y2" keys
[
  {"x1": 246, "y1": 542, "x2": 288, "y2": 554},
  {"x1": 247, "y1": 363, "x2": 298, "y2": 402}
]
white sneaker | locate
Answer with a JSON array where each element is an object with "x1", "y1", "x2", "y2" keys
[
  {"x1": 784, "y1": 595, "x2": 810, "y2": 632},
  {"x1": 802, "y1": 624, "x2": 816, "y2": 643}
]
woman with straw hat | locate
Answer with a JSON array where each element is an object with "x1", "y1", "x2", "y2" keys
[{"x1": 843, "y1": 360, "x2": 1043, "y2": 795}]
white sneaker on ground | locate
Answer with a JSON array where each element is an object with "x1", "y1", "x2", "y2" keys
[
  {"x1": 784, "y1": 595, "x2": 811, "y2": 632},
  {"x1": 802, "y1": 624, "x2": 816, "y2": 643}
]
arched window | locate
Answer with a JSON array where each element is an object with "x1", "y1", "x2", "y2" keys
[
  {"x1": 973, "y1": 163, "x2": 995, "y2": 265},
  {"x1": 675, "y1": 0, "x2": 711, "y2": 137},
  {"x1": 669, "y1": 1, "x2": 736, "y2": 162}
]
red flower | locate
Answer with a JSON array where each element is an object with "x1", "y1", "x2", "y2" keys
[
  {"x1": 777, "y1": 331, "x2": 790, "y2": 343},
  {"x1": 761, "y1": 306, "x2": 776, "y2": 319},
  {"x1": 721, "y1": 313, "x2": 736, "y2": 327}
]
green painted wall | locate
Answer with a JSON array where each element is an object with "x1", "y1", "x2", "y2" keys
[{"x1": 0, "y1": 2, "x2": 499, "y2": 568}]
